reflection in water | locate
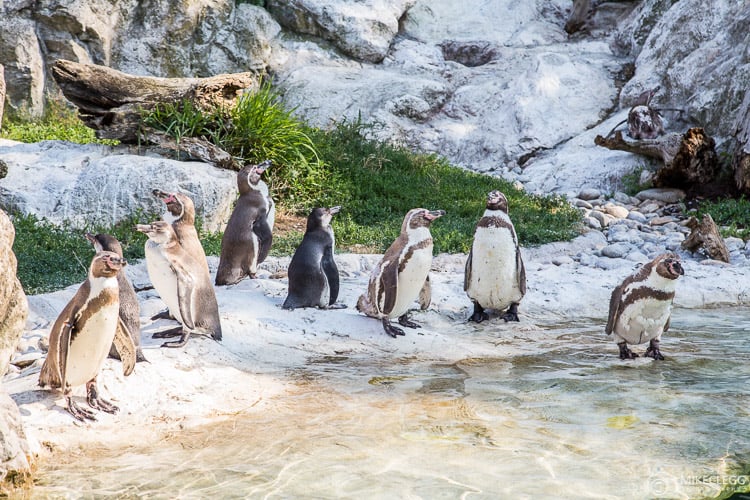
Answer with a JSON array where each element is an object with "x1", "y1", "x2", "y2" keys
[{"x1": 34, "y1": 310, "x2": 750, "y2": 498}]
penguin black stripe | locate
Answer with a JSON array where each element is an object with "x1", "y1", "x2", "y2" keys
[
  {"x1": 399, "y1": 238, "x2": 433, "y2": 273},
  {"x1": 477, "y1": 216, "x2": 515, "y2": 231},
  {"x1": 621, "y1": 287, "x2": 675, "y2": 308}
]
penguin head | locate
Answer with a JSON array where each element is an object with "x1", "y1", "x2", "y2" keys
[
  {"x1": 655, "y1": 253, "x2": 684, "y2": 280},
  {"x1": 239, "y1": 160, "x2": 272, "y2": 192},
  {"x1": 91, "y1": 251, "x2": 126, "y2": 278},
  {"x1": 403, "y1": 208, "x2": 446, "y2": 232},
  {"x1": 85, "y1": 233, "x2": 124, "y2": 258},
  {"x1": 486, "y1": 190, "x2": 508, "y2": 212},
  {"x1": 308, "y1": 206, "x2": 341, "y2": 231},
  {"x1": 153, "y1": 190, "x2": 195, "y2": 224},
  {"x1": 135, "y1": 221, "x2": 177, "y2": 245}
]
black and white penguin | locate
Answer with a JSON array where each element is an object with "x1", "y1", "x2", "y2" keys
[
  {"x1": 136, "y1": 221, "x2": 222, "y2": 348},
  {"x1": 38, "y1": 251, "x2": 136, "y2": 421},
  {"x1": 605, "y1": 252, "x2": 684, "y2": 360},
  {"x1": 153, "y1": 189, "x2": 209, "y2": 275},
  {"x1": 464, "y1": 190, "x2": 526, "y2": 323},
  {"x1": 357, "y1": 208, "x2": 445, "y2": 337},
  {"x1": 283, "y1": 206, "x2": 344, "y2": 310},
  {"x1": 215, "y1": 160, "x2": 274, "y2": 285},
  {"x1": 85, "y1": 233, "x2": 146, "y2": 363}
]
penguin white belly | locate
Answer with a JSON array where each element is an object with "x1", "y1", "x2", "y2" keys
[
  {"x1": 616, "y1": 297, "x2": 672, "y2": 344},
  {"x1": 145, "y1": 242, "x2": 183, "y2": 324},
  {"x1": 65, "y1": 304, "x2": 119, "y2": 386},
  {"x1": 249, "y1": 231, "x2": 260, "y2": 274},
  {"x1": 389, "y1": 246, "x2": 433, "y2": 318},
  {"x1": 467, "y1": 227, "x2": 522, "y2": 309}
]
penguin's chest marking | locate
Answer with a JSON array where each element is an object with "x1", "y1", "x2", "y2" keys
[
  {"x1": 616, "y1": 296, "x2": 672, "y2": 343},
  {"x1": 467, "y1": 226, "x2": 521, "y2": 307},
  {"x1": 145, "y1": 242, "x2": 183, "y2": 324},
  {"x1": 389, "y1": 245, "x2": 433, "y2": 318},
  {"x1": 66, "y1": 303, "x2": 119, "y2": 386}
]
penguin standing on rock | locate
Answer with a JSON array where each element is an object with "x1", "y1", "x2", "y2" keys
[
  {"x1": 136, "y1": 221, "x2": 222, "y2": 348},
  {"x1": 464, "y1": 190, "x2": 526, "y2": 323},
  {"x1": 215, "y1": 160, "x2": 275, "y2": 285},
  {"x1": 85, "y1": 233, "x2": 146, "y2": 363},
  {"x1": 357, "y1": 208, "x2": 445, "y2": 338},
  {"x1": 39, "y1": 251, "x2": 136, "y2": 421},
  {"x1": 283, "y1": 206, "x2": 344, "y2": 310},
  {"x1": 605, "y1": 252, "x2": 684, "y2": 360}
]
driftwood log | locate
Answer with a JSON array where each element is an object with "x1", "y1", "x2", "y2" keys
[
  {"x1": 51, "y1": 59, "x2": 258, "y2": 168},
  {"x1": 681, "y1": 214, "x2": 730, "y2": 263},
  {"x1": 594, "y1": 127, "x2": 721, "y2": 196}
]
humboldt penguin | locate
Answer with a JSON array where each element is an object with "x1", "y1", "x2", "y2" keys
[
  {"x1": 136, "y1": 221, "x2": 222, "y2": 347},
  {"x1": 85, "y1": 233, "x2": 146, "y2": 363},
  {"x1": 357, "y1": 208, "x2": 445, "y2": 338},
  {"x1": 605, "y1": 252, "x2": 684, "y2": 360},
  {"x1": 464, "y1": 190, "x2": 526, "y2": 323},
  {"x1": 153, "y1": 189, "x2": 209, "y2": 274},
  {"x1": 38, "y1": 251, "x2": 136, "y2": 421},
  {"x1": 215, "y1": 160, "x2": 274, "y2": 285},
  {"x1": 283, "y1": 206, "x2": 344, "y2": 310}
]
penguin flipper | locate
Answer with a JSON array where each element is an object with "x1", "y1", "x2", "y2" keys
[
  {"x1": 516, "y1": 248, "x2": 527, "y2": 296},
  {"x1": 605, "y1": 285, "x2": 623, "y2": 335},
  {"x1": 378, "y1": 258, "x2": 400, "y2": 316},
  {"x1": 254, "y1": 217, "x2": 273, "y2": 264},
  {"x1": 464, "y1": 249, "x2": 473, "y2": 292},
  {"x1": 321, "y1": 246, "x2": 340, "y2": 305},
  {"x1": 173, "y1": 266, "x2": 196, "y2": 331},
  {"x1": 418, "y1": 274, "x2": 431, "y2": 310},
  {"x1": 58, "y1": 321, "x2": 73, "y2": 393},
  {"x1": 114, "y1": 319, "x2": 137, "y2": 376}
]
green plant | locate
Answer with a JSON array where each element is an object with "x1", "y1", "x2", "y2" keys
[
  {"x1": 619, "y1": 164, "x2": 652, "y2": 196},
  {"x1": 695, "y1": 197, "x2": 750, "y2": 240}
]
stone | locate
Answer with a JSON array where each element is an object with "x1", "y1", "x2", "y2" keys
[
  {"x1": 601, "y1": 242, "x2": 632, "y2": 259},
  {"x1": 635, "y1": 188, "x2": 686, "y2": 204},
  {"x1": 578, "y1": 188, "x2": 602, "y2": 201},
  {"x1": 0, "y1": 210, "x2": 27, "y2": 377},
  {"x1": 626, "y1": 251, "x2": 650, "y2": 263},
  {"x1": 589, "y1": 210, "x2": 614, "y2": 228},
  {"x1": 626, "y1": 211, "x2": 648, "y2": 224},
  {"x1": 0, "y1": 391, "x2": 33, "y2": 495},
  {"x1": 638, "y1": 202, "x2": 661, "y2": 214},
  {"x1": 724, "y1": 237, "x2": 745, "y2": 253},
  {"x1": 650, "y1": 216, "x2": 678, "y2": 226},
  {"x1": 612, "y1": 192, "x2": 631, "y2": 204},
  {"x1": 603, "y1": 203, "x2": 629, "y2": 219},
  {"x1": 552, "y1": 255, "x2": 575, "y2": 266},
  {"x1": 585, "y1": 217, "x2": 602, "y2": 230},
  {"x1": 574, "y1": 199, "x2": 593, "y2": 209}
]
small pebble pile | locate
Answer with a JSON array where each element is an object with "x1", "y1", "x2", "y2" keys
[{"x1": 566, "y1": 187, "x2": 749, "y2": 269}]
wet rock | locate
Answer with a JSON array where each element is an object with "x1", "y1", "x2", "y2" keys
[{"x1": 635, "y1": 188, "x2": 686, "y2": 204}]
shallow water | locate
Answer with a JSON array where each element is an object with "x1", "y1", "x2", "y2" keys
[{"x1": 31, "y1": 309, "x2": 750, "y2": 499}]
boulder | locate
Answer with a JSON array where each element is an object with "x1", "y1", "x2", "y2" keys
[
  {"x1": 0, "y1": 209, "x2": 27, "y2": 376},
  {"x1": 0, "y1": 140, "x2": 237, "y2": 232},
  {"x1": 0, "y1": 391, "x2": 33, "y2": 496}
]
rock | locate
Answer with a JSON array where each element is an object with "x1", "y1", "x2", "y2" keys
[
  {"x1": 585, "y1": 216, "x2": 602, "y2": 230},
  {"x1": 626, "y1": 211, "x2": 648, "y2": 224},
  {"x1": 638, "y1": 202, "x2": 661, "y2": 214},
  {"x1": 589, "y1": 210, "x2": 614, "y2": 228},
  {"x1": 578, "y1": 188, "x2": 602, "y2": 201},
  {"x1": 601, "y1": 242, "x2": 632, "y2": 259},
  {"x1": 635, "y1": 188, "x2": 686, "y2": 204},
  {"x1": 0, "y1": 210, "x2": 27, "y2": 377},
  {"x1": 0, "y1": 141, "x2": 236, "y2": 232},
  {"x1": 0, "y1": 391, "x2": 33, "y2": 495},
  {"x1": 724, "y1": 237, "x2": 745, "y2": 253},
  {"x1": 638, "y1": 169, "x2": 654, "y2": 187},
  {"x1": 650, "y1": 216, "x2": 678, "y2": 226},
  {"x1": 551, "y1": 255, "x2": 575, "y2": 266},
  {"x1": 626, "y1": 251, "x2": 650, "y2": 263},
  {"x1": 603, "y1": 203, "x2": 629, "y2": 219},
  {"x1": 612, "y1": 192, "x2": 631, "y2": 204},
  {"x1": 574, "y1": 199, "x2": 593, "y2": 209}
]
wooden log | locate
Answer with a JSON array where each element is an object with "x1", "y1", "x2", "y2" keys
[
  {"x1": 141, "y1": 130, "x2": 241, "y2": 171},
  {"x1": 51, "y1": 59, "x2": 259, "y2": 144},
  {"x1": 681, "y1": 214, "x2": 730, "y2": 263},
  {"x1": 565, "y1": 0, "x2": 591, "y2": 34}
]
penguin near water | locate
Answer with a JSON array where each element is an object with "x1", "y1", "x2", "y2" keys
[
  {"x1": 605, "y1": 252, "x2": 684, "y2": 360},
  {"x1": 85, "y1": 233, "x2": 146, "y2": 363},
  {"x1": 136, "y1": 221, "x2": 222, "y2": 348},
  {"x1": 283, "y1": 206, "x2": 345, "y2": 310},
  {"x1": 357, "y1": 208, "x2": 445, "y2": 338},
  {"x1": 464, "y1": 190, "x2": 526, "y2": 323},
  {"x1": 215, "y1": 160, "x2": 275, "y2": 285},
  {"x1": 38, "y1": 251, "x2": 136, "y2": 421}
]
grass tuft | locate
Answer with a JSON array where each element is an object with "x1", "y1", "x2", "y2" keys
[{"x1": 695, "y1": 197, "x2": 750, "y2": 240}]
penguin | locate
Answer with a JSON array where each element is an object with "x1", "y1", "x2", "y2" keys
[
  {"x1": 464, "y1": 190, "x2": 526, "y2": 323},
  {"x1": 38, "y1": 251, "x2": 136, "y2": 421},
  {"x1": 605, "y1": 252, "x2": 684, "y2": 360},
  {"x1": 85, "y1": 233, "x2": 147, "y2": 363},
  {"x1": 152, "y1": 189, "x2": 209, "y2": 275},
  {"x1": 215, "y1": 160, "x2": 274, "y2": 285},
  {"x1": 136, "y1": 221, "x2": 222, "y2": 348},
  {"x1": 283, "y1": 206, "x2": 345, "y2": 310},
  {"x1": 356, "y1": 208, "x2": 445, "y2": 338}
]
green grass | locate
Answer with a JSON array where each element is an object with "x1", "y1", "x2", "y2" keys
[{"x1": 695, "y1": 197, "x2": 750, "y2": 240}]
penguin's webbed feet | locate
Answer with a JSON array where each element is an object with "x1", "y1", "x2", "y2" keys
[
  {"x1": 468, "y1": 302, "x2": 489, "y2": 323},
  {"x1": 644, "y1": 339, "x2": 665, "y2": 360},
  {"x1": 152, "y1": 326, "x2": 184, "y2": 339},
  {"x1": 501, "y1": 303, "x2": 521, "y2": 322},
  {"x1": 86, "y1": 382, "x2": 119, "y2": 415},
  {"x1": 66, "y1": 396, "x2": 98, "y2": 422},
  {"x1": 161, "y1": 330, "x2": 191, "y2": 348},
  {"x1": 398, "y1": 314, "x2": 421, "y2": 329},
  {"x1": 617, "y1": 342, "x2": 639, "y2": 360},
  {"x1": 382, "y1": 318, "x2": 405, "y2": 338},
  {"x1": 150, "y1": 309, "x2": 174, "y2": 321}
]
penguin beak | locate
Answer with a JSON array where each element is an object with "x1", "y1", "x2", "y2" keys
[
  {"x1": 153, "y1": 189, "x2": 167, "y2": 198},
  {"x1": 425, "y1": 210, "x2": 446, "y2": 221},
  {"x1": 255, "y1": 160, "x2": 272, "y2": 174},
  {"x1": 329, "y1": 206, "x2": 341, "y2": 215},
  {"x1": 134, "y1": 224, "x2": 152, "y2": 234},
  {"x1": 84, "y1": 232, "x2": 96, "y2": 244},
  {"x1": 671, "y1": 260, "x2": 685, "y2": 276}
]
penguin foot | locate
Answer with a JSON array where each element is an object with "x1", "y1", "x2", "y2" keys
[
  {"x1": 382, "y1": 318, "x2": 405, "y2": 338},
  {"x1": 617, "y1": 342, "x2": 639, "y2": 360},
  {"x1": 502, "y1": 303, "x2": 521, "y2": 322},
  {"x1": 66, "y1": 397, "x2": 98, "y2": 422},
  {"x1": 644, "y1": 339, "x2": 665, "y2": 360},
  {"x1": 326, "y1": 303, "x2": 348, "y2": 310},
  {"x1": 398, "y1": 315, "x2": 421, "y2": 329},
  {"x1": 135, "y1": 348, "x2": 149, "y2": 363},
  {"x1": 152, "y1": 326, "x2": 184, "y2": 339},
  {"x1": 469, "y1": 302, "x2": 489, "y2": 323},
  {"x1": 86, "y1": 383, "x2": 119, "y2": 414},
  {"x1": 161, "y1": 331, "x2": 191, "y2": 348},
  {"x1": 150, "y1": 309, "x2": 174, "y2": 321}
]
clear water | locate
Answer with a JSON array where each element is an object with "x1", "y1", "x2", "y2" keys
[{"x1": 31, "y1": 309, "x2": 750, "y2": 499}]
